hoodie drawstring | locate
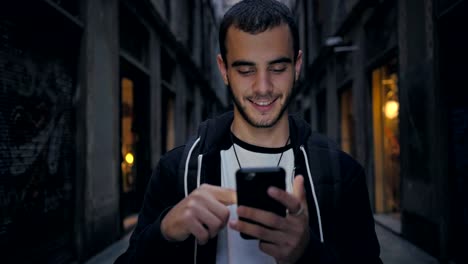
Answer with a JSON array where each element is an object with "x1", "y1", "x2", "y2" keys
[
  {"x1": 300, "y1": 145, "x2": 324, "y2": 243},
  {"x1": 183, "y1": 138, "x2": 203, "y2": 264},
  {"x1": 197, "y1": 154, "x2": 203, "y2": 188},
  {"x1": 193, "y1": 154, "x2": 203, "y2": 264},
  {"x1": 184, "y1": 138, "x2": 201, "y2": 197}
]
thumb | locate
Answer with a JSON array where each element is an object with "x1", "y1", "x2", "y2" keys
[{"x1": 293, "y1": 175, "x2": 306, "y2": 203}]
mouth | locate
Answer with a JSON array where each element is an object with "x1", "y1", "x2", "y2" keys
[{"x1": 248, "y1": 97, "x2": 278, "y2": 112}]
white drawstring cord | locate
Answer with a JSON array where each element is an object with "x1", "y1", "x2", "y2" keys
[
  {"x1": 300, "y1": 146, "x2": 324, "y2": 243},
  {"x1": 194, "y1": 242, "x2": 197, "y2": 264},
  {"x1": 193, "y1": 154, "x2": 203, "y2": 264},
  {"x1": 184, "y1": 138, "x2": 201, "y2": 197},
  {"x1": 197, "y1": 154, "x2": 203, "y2": 188},
  {"x1": 183, "y1": 138, "x2": 203, "y2": 264}
]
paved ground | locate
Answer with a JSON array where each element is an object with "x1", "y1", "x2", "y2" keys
[
  {"x1": 85, "y1": 232, "x2": 131, "y2": 264},
  {"x1": 375, "y1": 224, "x2": 438, "y2": 264},
  {"x1": 85, "y1": 223, "x2": 439, "y2": 264}
]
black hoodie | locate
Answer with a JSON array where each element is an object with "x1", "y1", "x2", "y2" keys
[{"x1": 116, "y1": 112, "x2": 382, "y2": 263}]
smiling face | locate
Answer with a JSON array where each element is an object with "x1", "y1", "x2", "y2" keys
[{"x1": 217, "y1": 24, "x2": 302, "y2": 128}]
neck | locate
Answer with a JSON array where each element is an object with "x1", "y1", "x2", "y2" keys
[{"x1": 231, "y1": 110, "x2": 290, "y2": 148}]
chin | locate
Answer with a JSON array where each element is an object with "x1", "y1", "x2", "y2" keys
[
  {"x1": 247, "y1": 112, "x2": 283, "y2": 128},
  {"x1": 232, "y1": 93, "x2": 289, "y2": 129}
]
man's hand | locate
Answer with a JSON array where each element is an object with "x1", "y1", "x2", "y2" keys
[
  {"x1": 229, "y1": 175, "x2": 310, "y2": 263},
  {"x1": 161, "y1": 184, "x2": 237, "y2": 245}
]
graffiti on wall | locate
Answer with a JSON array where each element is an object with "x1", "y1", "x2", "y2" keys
[{"x1": 0, "y1": 18, "x2": 76, "y2": 262}]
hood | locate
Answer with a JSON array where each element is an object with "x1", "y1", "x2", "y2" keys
[{"x1": 196, "y1": 111, "x2": 234, "y2": 154}]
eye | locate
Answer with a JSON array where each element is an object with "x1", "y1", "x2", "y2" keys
[
  {"x1": 269, "y1": 64, "x2": 287, "y2": 73},
  {"x1": 236, "y1": 66, "x2": 255, "y2": 75}
]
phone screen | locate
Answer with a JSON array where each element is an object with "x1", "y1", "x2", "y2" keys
[{"x1": 236, "y1": 167, "x2": 286, "y2": 239}]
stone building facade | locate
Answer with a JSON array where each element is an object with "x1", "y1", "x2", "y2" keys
[
  {"x1": 292, "y1": 0, "x2": 467, "y2": 262},
  {"x1": 0, "y1": 0, "x2": 226, "y2": 262}
]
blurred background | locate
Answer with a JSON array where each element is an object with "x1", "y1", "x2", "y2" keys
[{"x1": 0, "y1": 0, "x2": 466, "y2": 263}]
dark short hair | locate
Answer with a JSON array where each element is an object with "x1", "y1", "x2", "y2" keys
[{"x1": 219, "y1": 0, "x2": 299, "y2": 65}]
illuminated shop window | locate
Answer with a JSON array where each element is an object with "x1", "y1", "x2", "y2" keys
[
  {"x1": 121, "y1": 77, "x2": 136, "y2": 194},
  {"x1": 372, "y1": 59, "x2": 401, "y2": 217}
]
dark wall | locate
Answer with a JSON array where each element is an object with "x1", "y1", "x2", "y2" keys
[
  {"x1": 437, "y1": 1, "x2": 468, "y2": 262},
  {"x1": 0, "y1": 13, "x2": 78, "y2": 263}
]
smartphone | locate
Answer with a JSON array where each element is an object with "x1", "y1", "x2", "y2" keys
[{"x1": 235, "y1": 167, "x2": 286, "y2": 239}]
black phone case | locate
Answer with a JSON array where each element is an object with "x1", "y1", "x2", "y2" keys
[{"x1": 236, "y1": 167, "x2": 286, "y2": 239}]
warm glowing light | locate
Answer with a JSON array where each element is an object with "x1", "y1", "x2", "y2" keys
[
  {"x1": 125, "y1": 153, "x2": 134, "y2": 164},
  {"x1": 384, "y1": 100, "x2": 399, "y2": 119},
  {"x1": 382, "y1": 79, "x2": 395, "y2": 86}
]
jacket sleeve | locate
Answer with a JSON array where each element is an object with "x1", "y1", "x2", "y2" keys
[
  {"x1": 115, "y1": 147, "x2": 194, "y2": 263},
  {"x1": 297, "y1": 165, "x2": 382, "y2": 263}
]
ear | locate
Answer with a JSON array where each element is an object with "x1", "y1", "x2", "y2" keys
[
  {"x1": 294, "y1": 50, "x2": 303, "y2": 81},
  {"x1": 217, "y1": 54, "x2": 229, "y2": 85}
]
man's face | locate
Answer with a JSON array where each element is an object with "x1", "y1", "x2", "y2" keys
[{"x1": 217, "y1": 24, "x2": 302, "y2": 128}]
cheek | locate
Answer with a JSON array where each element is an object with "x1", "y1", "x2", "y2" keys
[
  {"x1": 228, "y1": 76, "x2": 251, "y2": 94},
  {"x1": 272, "y1": 74, "x2": 294, "y2": 90},
  {"x1": 228, "y1": 82, "x2": 245, "y2": 99}
]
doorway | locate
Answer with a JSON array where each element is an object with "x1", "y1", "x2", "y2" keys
[
  {"x1": 119, "y1": 59, "x2": 150, "y2": 232},
  {"x1": 339, "y1": 85, "x2": 356, "y2": 157},
  {"x1": 371, "y1": 58, "x2": 401, "y2": 231}
]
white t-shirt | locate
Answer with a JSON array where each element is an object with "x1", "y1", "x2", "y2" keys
[{"x1": 216, "y1": 134, "x2": 294, "y2": 264}]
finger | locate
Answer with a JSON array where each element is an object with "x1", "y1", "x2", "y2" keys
[
  {"x1": 202, "y1": 207, "x2": 229, "y2": 238},
  {"x1": 259, "y1": 241, "x2": 284, "y2": 261},
  {"x1": 194, "y1": 188, "x2": 231, "y2": 224},
  {"x1": 188, "y1": 220, "x2": 210, "y2": 245},
  {"x1": 237, "y1": 206, "x2": 287, "y2": 230},
  {"x1": 267, "y1": 186, "x2": 301, "y2": 215},
  {"x1": 229, "y1": 218, "x2": 282, "y2": 243},
  {"x1": 194, "y1": 205, "x2": 227, "y2": 238},
  {"x1": 202, "y1": 184, "x2": 237, "y2": 205},
  {"x1": 293, "y1": 175, "x2": 306, "y2": 202},
  {"x1": 292, "y1": 175, "x2": 309, "y2": 217}
]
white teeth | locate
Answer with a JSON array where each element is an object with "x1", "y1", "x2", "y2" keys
[{"x1": 254, "y1": 101, "x2": 272, "y2": 106}]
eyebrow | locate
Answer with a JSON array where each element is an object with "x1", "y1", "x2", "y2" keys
[
  {"x1": 230, "y1": 57, "x2": 293, "y2": 68},
  {"x1": 268, "y1": 57, "x2": 292, "y2": 65},
  {"x1": 231, "y1": 60, "x2": 255, "y2": 67}
]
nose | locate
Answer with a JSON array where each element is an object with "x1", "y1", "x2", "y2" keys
[{"x1": 253, "y1": 70, "x2": 273, "y2": 95}]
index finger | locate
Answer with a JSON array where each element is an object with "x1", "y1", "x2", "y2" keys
[{"x1": 203, "y1": 184, "x2": 237, "y2": 205}]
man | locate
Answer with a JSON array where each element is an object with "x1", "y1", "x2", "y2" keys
[{"x1": 116, "y1": 0, "x2": 382, "y2": 263}]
